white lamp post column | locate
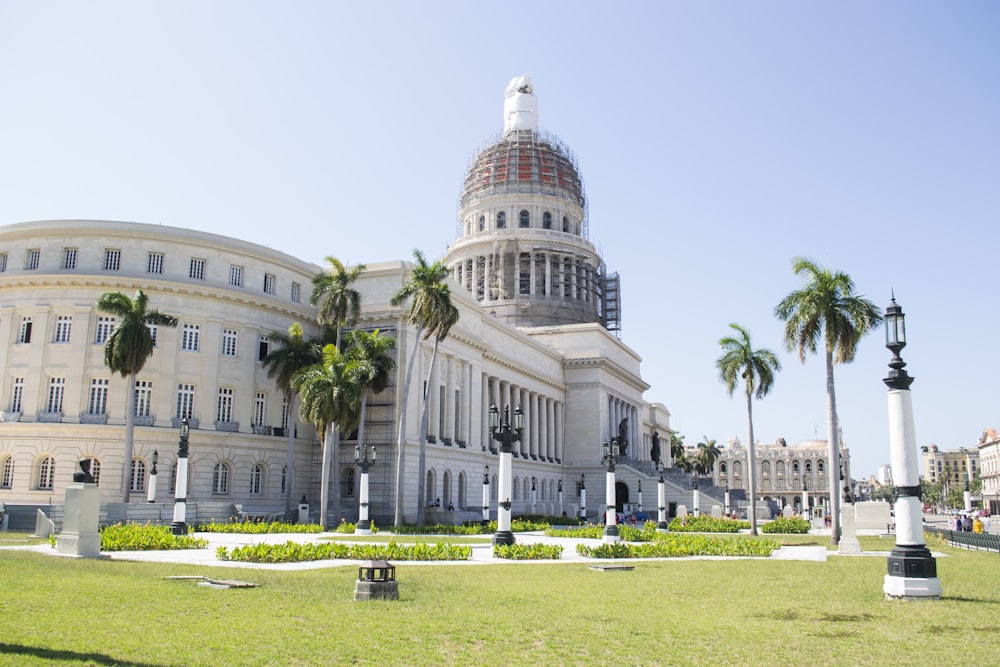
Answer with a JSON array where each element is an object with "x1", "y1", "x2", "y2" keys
[
  {"x1": 354, "y1": 445, "x2": 376, "y2": 535},
  {"x1": 482, "y1": 464, "x2": 490, "y2": 526},
  {"x1": 147, "y1": 450, "x2": 158, "y2": 503},
  {"x1": 882, "y1": 297, "x2": 941, "y2": 600},
  {"x1": 657, "y1": 462, "x2": 668, "y2": 532},
  {"x1": 170, "y1": 420, "x2": 189, "y2": 535},
  {"x1": 964, "y1": 478, "x2": 972, "y2": 513},
  {"x1": 692, "y1": 476, "x2": 700, "y2": 517},
  {"x1": 531, "y1": 477, "x2": 537, "y2": 515},
  {"x1": 637, "y1": 480, "x2": 643, "y2": 515},
  {"x1": 579, "y1": 475, "x2": 586, "y2": 520},
  {"x1": 602, "y1": 439, "x2": 621, "y2": 543},
  {"x1": 558, "y1": 479, "x2": 564, "y2": 517},
  {"x1": 724, "y1": 483, "x2": 731, "y2": 517},
  {"x1": 801, "y1": 478, "x2": 810, "y2": 520},
  {"x1": 490, "y1": 404, "x2": 523, "y2": 546}
]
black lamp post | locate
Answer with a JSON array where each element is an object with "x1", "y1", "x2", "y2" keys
[
  {"x1": 489, "y1": 403, "x2": 523, "y2": 546},
  {"x1": 558, "y1": 478, "x2": 564, "y2": 517},
  {"x1": 147, "y1": 449, "x2": 159, "y2": 503},
  {"x1": 481, "y1": 463, "x2": 490, "y2": 526},
  {"x1": 882, "y1": 296, "x2": 940, "y2": 599},
  {"x1": 601, "y1": 438, "x2": 621, "y2": 542},
  {"x1": 354, "y1": 445, "x2": 376, "y2": 534},
  {"x1": 171, "y1": 419, "x2": 190, "y2": 535}
]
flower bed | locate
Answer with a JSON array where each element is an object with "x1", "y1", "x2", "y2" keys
[{"x1": 216, "y1": 540, "x2": 472, "y2": 563}]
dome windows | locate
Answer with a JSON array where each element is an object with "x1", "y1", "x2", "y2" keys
[
  {"x1": 496, "y1": 212, "x2": 506, "y2": 229},
  {"x1": 478, "y1": 215, "x2": 485, "y2": 232},
  {"x1": 519, "y1": 210, "x2": 530, "y2": 228},
  {"x1": 562, "y1": 216, "x2": 569, "y2": 233},
  {"x1": 543, "y1": 212, "x2": 552, "y2": 229}
]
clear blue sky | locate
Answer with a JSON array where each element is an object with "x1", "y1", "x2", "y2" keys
[{"x1": 2, "y1": 2, "x2": 998, "y2": 479}]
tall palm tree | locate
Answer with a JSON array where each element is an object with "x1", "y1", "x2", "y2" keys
[
  {"x1": 774, "y1": 257, "x2": 881, "y2": 544},
  {"x1": 309, "y1": 257, "x2": 366, "y2": 523},
  {"x1": 696, "y1": 436, "x2": 722, "y2": 477},
  {"x1": 346, "y1": 328, "x2": 396, "y2": 458},
  {"x1": 292, "y1": 343, "x2": 359, "y2": 529},
  {"x1": 263, "y1": 322, "x2": 321, "y2": 514},
  {"x1": 97, "y1": 290, "x2": 177, "y2": 502},
  {"x1": 390, "y1": 250, "x2": 459, "y2": 526},
  {"x1": 716, "y1": 322, "x2": 780, "y2": 536},
  {"x1": 669, "y1": 433, "x2": 686, "y2": 469}
]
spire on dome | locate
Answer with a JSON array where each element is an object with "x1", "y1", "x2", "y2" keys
[{"x1": 503, "y1": 74, "x2": 538, "y2": 134}]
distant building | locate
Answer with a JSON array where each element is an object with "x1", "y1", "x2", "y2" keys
[
  {"x1": 876, "y1": 464, "x2": 893, "y2": 486},
  {"x1": 920, "y1": 444, "x2": 979, "y2": 486},
  {"x1": 977, "y1": 429, "x2": 999, "y2": 515}
]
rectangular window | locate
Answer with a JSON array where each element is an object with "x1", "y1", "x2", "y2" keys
[
  {"x1": 88, "y1": 378, "x2": 109, "y2": 415},
  {"x1": 0, "y1": 253, "x2": 7, "y2": 272},
  {"x1": 291, "y1": 282, "x2": 301, "y2": 303},
  {"x1": 135, "y1": 380, "x2": 153, "y2": 418},
  {"x1": 18, "y1": 317, "x2": 32, "y2": 344},
  {"x1": 282, "y1": 395, "x2": 289, "y2": 430},
  {"x1": 217, "y1": 387, "x2": 234, "y2": 422},
  {"x1": 229, "y1": 265, "x2": 243, "y2": 287},
  {"x1": 63, "y1": 248, "x2": 78, "y2": 270},
  {"x1": 181, "y1": 324, "x2": 200, "y2": 351},
  {"x1": 104, "y1": 249, "x2": 121, "y2": 271},
  {"x1": 25, "y1": 249, "x2": 40, "y2": 270},
  {"x1": 54, "y1": 315, "x2": 72, "y2": 343},
  {"x1": 147, "y1": 324, "x2": 158, "y2": 348},
  {"x1": 258, "y1": 335, "x2": 269, "y2": 361},
  {"x1": 263, "y1": 273, "x2": 276, "y2": 295},
  {"x1": 189, "y1": 258, "x2": 205, "y2": 280},
  {"x1": 176, "y1": 384, "x2": 195, "y2": 419},
  {"x1": 10, "y1": 377, "x2": 24, "y2": 413},
  {"x1": 221, "y1": 328, "x2": 238, "y2": 357},
  {"x1": 95, "y1": 316, "x2": 115, "y2": 344},
  {"x1": 147, "y1": 252, "x2": 164, "y2": 274},
  {"x1": 47, "y1": 377, "x2": 65, "y2": 413},
  {"x1": 254, "y1": 392, "x2": 266, "y2": 427},
  {"x1": 38, "y1": 457, "x2": 54, "y2": 490},
  {"x1": 250, "y1": 465, "x2": 262, "y2": 495}
]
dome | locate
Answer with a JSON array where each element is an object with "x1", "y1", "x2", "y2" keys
[{"x1": 459, "y1": 129, "x2": 586, "y2": 211}]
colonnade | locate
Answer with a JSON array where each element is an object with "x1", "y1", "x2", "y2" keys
[
  {"x1": 607, "y1": 395, "x2": 640, "y2": 461},
  {"x1": 452, "y1": 250, "x2": 598, "y2": 303},
  {"x1": 483, "y1": 375, "x2": 563, "y2": 463}
]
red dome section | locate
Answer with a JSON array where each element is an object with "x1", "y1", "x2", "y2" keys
[{"x1": 460, "y1": 130, "x2": 585, "y2": 210}]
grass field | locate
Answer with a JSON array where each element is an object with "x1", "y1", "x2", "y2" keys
[{"x1": 1, "y1": 533, "x2": 997, "y2": 666}]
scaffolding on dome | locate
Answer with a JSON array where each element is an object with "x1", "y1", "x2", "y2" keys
[{"x1": 599, "y1": 267, "x2": 622, "y2": 337}]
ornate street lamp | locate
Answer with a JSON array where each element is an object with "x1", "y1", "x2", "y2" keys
[
  {"x1": 481, "y1": 463, "x2": 490, "y2": 526},
  {"x1": 489, "y1": 403, "x2": 523, "y2": 546},
  {"x1": 147, "y1": 449, "x2": 159, "y2": 503},
  {"x1": 354, "y1": 445, "x2": 376, "y2": 535},
  {"x1": 637, "y1": 480, "x2": 643, "y2": 515},
  {"x1": 170, "y1": 419, "x2": 190, "y2": 535},
  {"x1": 656, "y1": 460, "x2": 668, "y2": 532},
  {"x1": 692, "y1": 473, "x2": 700, "y2": 517},
  {"x1": 530, "y1": 476, "x2": 537, "y2": 515},
  {"x1": 882, "y1": 297, "x2": 940, "y2": 599},
  {"x1": 558, "y1": 478, "x2": 564, "y2": 517},
  {"x1": 601, "y1": 438, "x2": 621, "y2": 542}
]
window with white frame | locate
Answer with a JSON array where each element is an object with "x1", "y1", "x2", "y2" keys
[
  {"x1": 88, "y1": 378, "x2": 109, "y2": 415},
  {"x1": 221, "y1": 329, "x2": 238, "y2": 357},
  {"x1": 0, "y1": 455, "x2": 12, "y2": 488},
  {"x1": 54, "y1": 315, "x2": 72, "y2": 343},
  {"x1": 213, "y1": 462, "x2": 230, "y2": 494},
  {"x1": 147, "y1": 252, "x2": 164, "y2": 274},
  {"x1": 290, "y1": 282, "x2": 301, "y2": 303},
  {"x1": 189, "y1": 258, "x2": 205, "y2": 280},
  {"x1": 103, "y1": 249, "x2": 121, "y2": 271},
  {"x1": 129, "y1": 459, "x2": 146, "y2": 492},
  {"x1": 216, "y1": 387, "x2": 234, "y2": 422},
  {"x1": 263, "y1": 273, "x2": 276, "y2": 295},
  {"x1": 254, "y1": 392, "x2": 266, "y2": 427},
  {"x1": 181, "y1": 324, "x2": 200, "y2": 351},
  {"x1": 135, "y1": 380, "x2": 153, "y2": 417},
  {"x1": 46, "y1": 377, "x2": 65, "y2": 413},
  {"x1": 37, "y1": 455, "x2": 55, "y2": 489},
  {"x1": 258, "y1": 335, "x2": 269, "y2": 361},
  {"x1": 0, "y1": 252, "x2": 7, "y2": 272},
  {"x1": 25, "y1": 249, "x2": 40, "y2": 270},
  {"x1": 250, "y1": 464, "x2": 263, "y2": 495},
  {"x1": 10, "y1": 377, "x2": 24, "y2": 412},
  {"x1": 147, "y1": 324, "x2": 158, "y2": 348},
  {"x1": 18, "y1": 317, "x2": 32, "y2": 344},
  {"x1": 82, "y1": 457, "x2": 101, "y2": 486},
  {"x1": 95, "y1": 316, "x2": 115, "y2": 344},
  {"x1": 176, "y1": 384, "x2": 195, "y2": 419},
  {"x1": 63, "y1": 247, "x2": 78, "y2": 269},
  {"x1": 229, "y1": 265, "x2": 243, "y2": 287}
]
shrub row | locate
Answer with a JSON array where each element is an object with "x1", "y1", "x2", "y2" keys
[
  {"x1": 194, "y1": 520, "x2": 324, "y2": 534},
  {"x1": 99, "y1": 523, "x2": 208, "y2": 551},
  {"x1": 493, "y1": 543, "x2": 564, "y2": 560},
  {"x1": 667, "y1": 516, "x2": 749, "y2": 533},
  {"x1": 759, "y1": 517, "x2": 811, "y2": 534},
  {"x1": 576, "y1": 533, "x2": 781, "y2": 559},
  {"x1": 216, "y1": 540, "x2": 472, "y2": 563}
]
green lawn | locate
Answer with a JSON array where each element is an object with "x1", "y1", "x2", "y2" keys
[{"x1": 0, "y1": 536, "x2": 997, "y2": 666}]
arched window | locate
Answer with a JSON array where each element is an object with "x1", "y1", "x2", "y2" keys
[
  {"x1": 733, "y1": 461, "x2": 742, "y2": 476},
  {"x1": 512, "y1": 476, "x2": 519, "y2": 501},
  {"x1": 762, "y1": 461, "x2": 771, "y2": 476},
  {"x1": 280, "y1": 466, "x2": 287, "y2": 495},
  {"x1": 1, "y1": 455, "x2": 13, "y2": 488},
  {"x1": 170, "y1": 463, "x2": 177, "y2": 493},
  {"x1": 478, "y1": 215, "x2": 485, "y2": 232},
  {"x1": 543, "y1": 212, "x2": 552, "y2": 229},
  {"x1": 562, "y1": 216, "x2": 569, "y2": 232},
  {"x1": 458, "y1": 471, "x2": 467, "y2": 510},
  {"x1": 213, "y1": 462, "x2": 230, "y2": 494},
  {"x1": 817, "y1": 460, "x2": 825, "y2": 473},
  {"x1": 344, "y1": 467, "x2": 355, "y2": 497},
  {"x1": 37, "y1": 455, "x2": 55, "y2": 490},
  {"x1": 82, "y1": 457, "x2": 101, "y2": 486},
  {"x1": 792, "y1": 461, "x2": 800, "y2": 474},
  {"x1": 425, "y1": 469, "x2": 436, "y2": 505},
  {"x1": 443, "y1": 470, "x2": 452, "y2": 509},
  {"x1": 776, "y1": 461, "x2": 785, "y2": 477},
  {"x1": 720, "y1": 461, "x2": 728, "y2": 475},
  {"x1": 519, "y1": 210, "x2": 530, "y2": 228},
  {"x1": 496, "y1": 212, "x2": 506, "y2": 229},
  {"x1": 250, "y1": 464, "x2": 263, "y2": 495},
  {"x1": 805, "y1": 461, "x2": 812, "y2": 474},
  {"x1": 129, "y1": 459, "x2": 146, "y2": 492}
]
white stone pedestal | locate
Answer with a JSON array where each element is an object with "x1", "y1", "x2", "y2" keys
[
  {"x1": 57, "y1": 483, "x2": 101, "y2": 557},
  {"x1": 838, "y1": 503, "x2": 862, "y2": 554},
  {"x1": 884, "y1": 574, "x2": 942, "y2": 600}
]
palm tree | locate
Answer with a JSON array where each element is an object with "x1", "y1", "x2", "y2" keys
[
  {"x1": 716, "y1": 322, "x2": 780, "y2": 536},
  {"x1": 669, "y1": 433, "x2": 686, "y2": 469},
  {"x1": 263, "y1": 322, "x2": 321, "y2": 514},
  {"x1": 97, "y1": 290, "x2": 177, "y2": 502},
  {"x1": 390, "y1": 250, "x2": 459, "y2": 526},
  {"x1": 292, "y1": 343, "x2": 359, "y2": 528},
  {"x1": 309, "y1": 257, "x2": 366, "y2": 523},
  {"x1": 346, "y1": 328, "x2": 396, "y2": 458},
  {"x1": 695, "y1": 436, "x2": 722, "y2": 477},
  {"x1": 774, "y1": 257, "x2": 881, "y2": 544}
]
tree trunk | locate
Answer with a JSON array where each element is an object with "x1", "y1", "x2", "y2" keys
[
  {"x1": 284, "y1": 391, "x2": 296, "y2": 515},
  {"x1": 826, "y1": 347, "x2": 841, "y2": 545},
  {"x1": 416, "y1": 338, "x2": 440, "y2": 526},
  {"x1": 394, "y1": 323, "x2": 424, "y2": 527},
  {"x1": 122, "y1": 371, "x2": 137, "y2": 503},
  {"x1": 745, "y1": 388, "x2": 758, "y2": 536},
  {"x1": 319, "y1": 424, "x2": 333, "y2": 529}
]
